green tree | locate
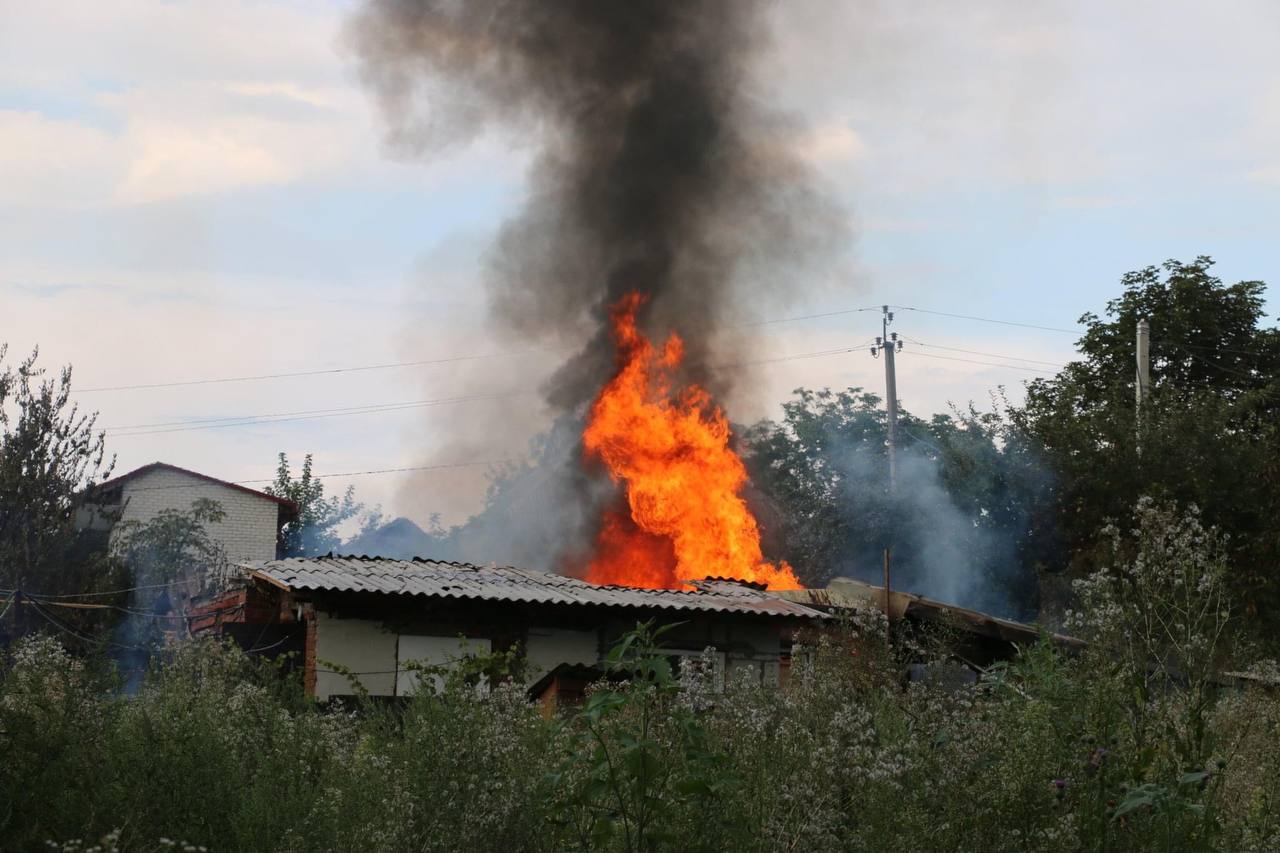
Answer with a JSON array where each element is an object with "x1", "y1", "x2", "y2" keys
[
  {"x1": 110, "y1": 498, "x2": 228, "y2": 652},
  {"x1": 0, "y1": 345, "x2": 125, "y2": 641},
  {"x1": 743, "y1": 387, "x2": 1045, "y2": 617},
  {"x1": 112, "y1": 499, "x2": 228, "y2": 590},
  {"x1": 1011, "y1": 257, "x2": 1280, "y2": 629},
  {"x1": 266, "y1": 453, "x2": 364, "y2": 556}
]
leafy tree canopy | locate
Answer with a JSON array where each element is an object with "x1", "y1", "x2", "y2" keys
[
  {"x1": 0, "y1": 346, "x2": 128, "y2": 642},
  {"x1": 743, "y1": 387, "x2": 1045, "y2": 618},
  {"x1": 266, "y1": 453, "x2": 364, "y2": 557},
  {"x1": 1010, "y1": 257, "x2": 1280, "y2": 627}
]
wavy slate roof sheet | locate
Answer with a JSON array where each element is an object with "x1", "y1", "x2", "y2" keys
[{"x1": 242, "y1": 556, "x2": 826, "y2": 620}]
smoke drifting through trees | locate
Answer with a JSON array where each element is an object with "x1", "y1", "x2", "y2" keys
[{"x1": 348, "y1": 0, "x2": 845, "y2": 570}]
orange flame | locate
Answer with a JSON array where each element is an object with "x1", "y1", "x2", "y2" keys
[{"x1": 582, "y1": 292, "x2": 801, "y2": 590}]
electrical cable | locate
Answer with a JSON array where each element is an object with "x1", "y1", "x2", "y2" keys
[
  {"x1": 77, "y1": 350, "x2": 546, "y2": 393},
  {"x1": 900, "y1": 427, "x2": 946, "y2": 455},
  {"x1": 39, "y1": 579, "x2": 202, "y2": 600},
  {"x1": 738, "y1": 307, "x2": 881, "y2": 327},
  {"x1": 891, "y1": 305, "x2": 1081, "y2": 335},
  {"x1": 904, "y1": 338, "x2": 1066, "y2": 368},
  {"x1": 25, "y1": 597, "x2": 107, "y2": 646},
  {"x1": 908, "y1": 351, "x2": 1058, "y2": 374},
  {"x1": 105, "y1": 458, "x2": 517, "y2": 495},
  {"x1": 72, "y1": 304, "x2": 1085, "y2": 396},
  {"x1": 105, "y1": 345, "x2": 881, "y2": 437},
  {"x1": 245, "y1": 634, "x2": 298, "y2": 655},
  {"x1": 105, "y1": 391, "x2": 528, "y2": 435},
  {"x1": 25, "y1": 593, "x2": 243, "y2": 653},
  {"x1": 1180, "y1": 340, "x2": 1275, "y2": 358},
  {"x1": 712, "y1": 341, "x2": 877, "y2": 369}
]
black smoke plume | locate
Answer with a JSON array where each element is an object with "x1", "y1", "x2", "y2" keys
[{"x1": 347, "y1": 0, "x2": 845, "y2": 568}]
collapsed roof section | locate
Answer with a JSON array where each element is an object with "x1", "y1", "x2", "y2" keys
[{"x1": 776, "y1": 576, "x2": 1084, "y2": 650}]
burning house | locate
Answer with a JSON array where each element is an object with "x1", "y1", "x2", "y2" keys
[
  {"x1": 191, "y1": 556, "x2": 827, "y2": 703},
  {"x1": 347, "y1": 0, "x2": 846, "y2": 586},
  {"x1": 179, "y1": 1, "x2": 1072, "y2": 698}
]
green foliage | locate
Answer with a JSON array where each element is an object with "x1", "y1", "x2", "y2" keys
[
  {"x1": 550, "y1": 622, "x2": 735, "y2": 851},
  {"x1": 3, "y1": 561, "x2": 1280, "y2": 852},
  {"x1": 742, "y1": 387, "x2": 1045, "y2": 616},
  {"x1": 0, "y1": 344, "x2": 126, "y2": 642},
  {"x1": 105, "y1": 498, "x2": 229, "y2": 653},
  {"x1": 266, "y1": 453, "x2": 365, "y2": 556},
  {"x1": 112, "y1": 498, "x2": 228, "y2": 588},
  {"x1": 1011, "y1": 257, "x2": 1280, "y2": 632}
]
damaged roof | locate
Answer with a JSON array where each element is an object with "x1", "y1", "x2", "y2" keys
[
  {"x1": 243, "y1": 556, "x2": 828, "y2": 620},
  {"x1": 776, "y1": 576, "x2": 1084, "y2": 649}
]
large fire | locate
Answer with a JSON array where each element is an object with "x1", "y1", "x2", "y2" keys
[{"x1": 582, "y1": 292, "x2": 801, "y2": 590}]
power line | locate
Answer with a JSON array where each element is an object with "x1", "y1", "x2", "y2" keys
[
  {"x1": 239, "y1": 459, "x2": 515, "y2": 484},
  {"x1": 104, "y1": 345, "x2": 880, "y2": 438},
  {"x1": 900, "y1": 427, "x2": 946, "y2": 455},
  {"x1": 712, "y1": 341, "x2": 877, "y2": 369},
  {"x1": 25, "y1": 597, "x2": 177, "y2": 653},
  {"x1": 106, "y1": 391, "x2": 528, "y2": 437},
  {"x1": 5, "y1": 593, "x2": 247, "y2": 622},
  {"x1": 24, "y1": 597, "x2": 109, "y2": 646},
  {"x1": 72, "y1": 304, "x2": 1085, "y2": 397},
  {"x1": 739, "y1": 307, "x2": 881, "y2": 327},
  {"x1": 77, "y1": 350, "x2": 545, "y2": 393},
  {"x1": 1182, "y1": 341, "x2": 1262, "y2": 358},
  {"x1": 106, "y1": 392, "x2": 525, "y2": 431},
  {"x1": 39, "y1": 579, "x2": 200, "y2": 600},
  {"x1": 909, "y1": 351, "x2": 1057, "y2": 374},
  {"x1": 905, "y1": 338, "x2": 1067, "y2": 368},
  {"x1": 892, "y1": 305, "x2": 1081, "y2": 335},
  {"x1": 105, "y1": 458, "x2": 517, "y2": 495}
]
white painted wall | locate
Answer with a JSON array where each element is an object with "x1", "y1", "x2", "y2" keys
[
  {"x1": 396, "y1": 635, "x2": 493, "y2": 696},
  {"x1": 314, "y1": 613, "x2": 398, "y2": 700},
  {"x1": 524, "y1": 627, "x2": 598, "y2": 681},
  {"x1": 87, "y1": 467, "x2": 281, "y2": 563},
  {"x1": 311, "y1": 613, "x2": 788, "y2": 701}
]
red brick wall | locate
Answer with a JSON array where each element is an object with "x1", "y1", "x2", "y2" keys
[
  {"x1": 187, "y1": 584, "x2": 285, "y2": 634},
  {"x1": 187, "y1": 588, "x2": 249, "y2": 634}
]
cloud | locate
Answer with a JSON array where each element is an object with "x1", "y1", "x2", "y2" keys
[
  {"x1": 0, "y1": 111, "x2": 122, "y2": 207},
  {"x1": 0, "y1": 2, "x2": 375, "y2": 207},
  {"x1": 103, "y1": 82, "x2": 358, "y2": 204}
]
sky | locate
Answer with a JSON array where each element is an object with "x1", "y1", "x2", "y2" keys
[{"x1": 3, "y1": 0, "x2": 1278, "y2": 530}]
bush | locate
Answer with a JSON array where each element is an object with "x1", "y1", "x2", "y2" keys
[{"x1": 2, "y1": 501, "x2": 1277, "y2": 851}]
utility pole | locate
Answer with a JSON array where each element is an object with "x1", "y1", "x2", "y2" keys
[
  {"x1": 869, "y1": 307, "x2": 905, "y2": 627},
  {"x1": 1136, "y1": 317, "x2": 1151, "y2": 457},
  {"x1": 1135, "y1": 317, "x2": 1151, "y2": 408},
  {"x1": 870, "y1": 305, "x2": 904, "y2": 493}
]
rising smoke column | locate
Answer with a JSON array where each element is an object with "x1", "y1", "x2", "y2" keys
[{"x1": 348, "y1": 0, "x2": 843, "y2": 573}]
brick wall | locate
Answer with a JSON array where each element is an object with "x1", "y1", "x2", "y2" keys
[{"x1": 113, "y1": 468, "x2": 281, "y2": 562}]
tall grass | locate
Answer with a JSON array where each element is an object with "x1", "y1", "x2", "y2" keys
[{"x1": 2, "y1": 503, "x2": 1278, "y2": 852}]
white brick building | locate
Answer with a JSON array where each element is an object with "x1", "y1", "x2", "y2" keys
[{"x1": 80, "y1": 462, "x2": 297, "y2": 563}]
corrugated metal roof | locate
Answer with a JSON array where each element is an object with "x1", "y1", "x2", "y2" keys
[
  {"x1": 776, "y1": 577, "x2": 1084, "y2": 648},
  {"x1": 243, "y1": 556, "x2": 828, "y2": 620}
]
